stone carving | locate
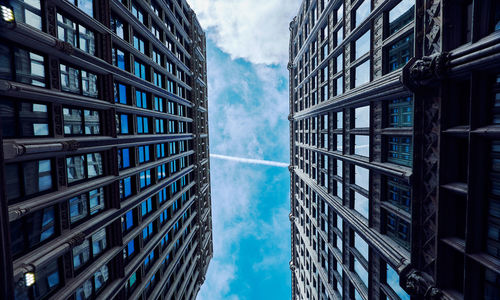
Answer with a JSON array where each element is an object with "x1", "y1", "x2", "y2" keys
[
  {"x1": 400, "y1": 52, "x2": 450, "y2": 91},
  {"x1": 54, "y1": 40, "x2": 74, "y2": 55},
  {"x1": 404, "y1": 269, "x2": 447, "y2": 300},
  {"x1": 61, "y1": 140, "x2": 79, "y2": 151}
]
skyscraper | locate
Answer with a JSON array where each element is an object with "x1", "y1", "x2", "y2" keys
[
  {"x1": 0, "y1": 0, "x2": 212, "y2": 299},
  {"x1": 289, "y1": 0, "x2": 500, "y2": 299}
]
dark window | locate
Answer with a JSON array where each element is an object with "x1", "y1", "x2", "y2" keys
[
  {"x1": 387, "y1": 136, "x2": 413, "y2": 166},
  {"x1": 388, "y1": 97, "x2": 413, "y2": 127},
  {"x1": 141, "y1": 197, "x2": 153, "y2": 217},
  {"x1": 69, "y1": 188, "x2": 105, "y2": 224},
  {"x1": 156, "y1": 143, "x2": 166, "y2": 158},
  {"x1": 0, "y1": 100, "x2": 49, "y2": 137},
  {"x1": 142, "y1": 222, "x2": 154, "y2": 244},
  {"x1": 387, "y1": 178, "x2": 411, "y2": 212},
  {"x1": 74, "y1": 264, "x2": 109, "y2": 299},
  {"x1": 10, "y1": 206, "x2": 56, "y2": 258},
  {"x1": 5, "y1": 159, "x2": 53, "y2": 203},
  {"x1": 72, "y1": 228, "x2": 107, "y2": 271},
  {"x1": 384, "y1": 210, "x2": 410, "y2": 249},
  {"x1": 33, "y1": 258, "x2": 61, "y2": 299},
  {"x1": 488, "y1": 141, "x2": 500, "y2": 260},
  {"x1": 139, "y1": 169, "x2": 152, "y2": 188},
  {"x1": 131, "y1": 3, "x2": 144, "y2": 24},
  {"x1": 133, "y1": 35, "x2": 146, "y2": 54},
  {"x1": 387, "y1": 32, "x2": 414, "y2": 72},
  {"x1": 63, "y1": 107, "x2": 100, "y2": 135}
]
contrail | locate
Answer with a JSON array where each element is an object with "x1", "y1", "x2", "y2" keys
[{"x1": 210, "y1": 154, "x2": 289, "y2": 168}]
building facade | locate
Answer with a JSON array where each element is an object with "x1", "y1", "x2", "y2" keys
[
  {"x1": 289, "y1": 0, "x2": 500, "y2": 299},
  {"x1": 0, "y1": 0, "x2": 212, "y2": 299}
]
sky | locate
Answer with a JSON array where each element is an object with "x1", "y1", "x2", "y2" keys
[{"x1": 187, "y1": 0, "x2": 302, "y2": 299}]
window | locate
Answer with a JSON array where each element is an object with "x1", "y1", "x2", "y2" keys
[
  {"x1": 354, "y1": 191, "x2": 369, "y2": 219},
  {"x1": 131, "y1": 3, "x2": 144, "y2": 24},
  {"x1": 157, "y1": 143, "x2": 166, "y2": 158},
  {"x1": 75, "y1": 264, "x2": 109, "y2": 299},
  {"x1": 336, "y1": 53, "x2": 343, "y2": 73},
  {"x1": 354, "y1": 0, "x2": 371, "y2": 28},
  {"x1": 138, "y1": 145, "x2": 150, "y2": 163},
  {"x1": 69, "y1": 188, "x2": 105, "y2": 224},
  {"x1": 32, "y1": 258, "x2": 61, "y2": 299},
  {"x1": 385, "y1": 211, "x2": 410, "y2": 249},
  {"x1": 336, "y1": 27, "x2": 344, "y2": 46},
  {"x1": 354, "y1": 60, "x2": 370, "y2": 87},
  {"x1": 388, "y1": 97, "x2": 413, "y2": 127},
  {"x1": 139, "y1": 169, "x2": 152, "y2": 188},
  {"x1": 121, "y1": 210, "x2": 135, "y2": 233},
  {"x1": 67, "y1": 153, "x2": 103, "y2": 183},
  {"x1": 72, "y1": 240, "x2": 90, "y2": 270},
  {"x1": 137, "y1": 116, "x2": 150, "y2": 134},
  {"x1": 60, "y1": 64, "x2": 98, "y2": 98},
  {"x1": 73, "y1": 228, "x2": 107, "y2": 271},
  {"x1": 111, "y1": 15, "x2": 125, "y2": 39},
  {"x1": 57, "y1": 13, "x2": 95, "y2": 55},
  {"x1": 0, "y1": 43, "x2": 46, "y2": 87},
  {"x1": 141, "y1": 198, "x2": 153, "y2": 216},
  {"x1": 158, "y1": 188, "x2": 167, "y2": 203},
  {"x1": 385, "y1": 263, "x2": 410, "y2": 300},
  {"x1": 0, "y1": 100, "x2": 49, "y2": 137},
  {"x1": 68, "y1": 0, "x2": 94, "y2": 17},
  {"x1": 354, "y1": 257, "x2": 368, "y2": 287},
  {"x1": 169, "y1": 142, "x2": 177, "y2": 155},
  {"x1": 4, "y1": 159, "x2": 52, "y2": 202},
  {"x1": 10, "y1": 206, "x2": 56, "y2": 258},
  {"x1": 63, "y1": 107, "x2": 100, "y2": 135},
  {"x1": 387, "y1": 178, "x2": 411, "y2": 212},
  {"x1": 355, "y1": 30, "x2": 370, "y2": 60},
  {"x1": 388, "y1": 32, "x2": 414, "y2": 72},
  {"x1": 387, "y1": 136, "x2": 413, "y2": 166},
  {"x1": 120, "y1": 177, "x2": 133, "y2": 199},
  {"x1": 112, "y1": 47, "x2": 126, "y2": 70},
  {"x1": 152, "y1": 49, "x2": 163, "y2": 65},
  {"x1": 114, "y1": 82, "x2": 129, "y2": 104},
  {"x1": 133, "y1": 35, "x2": 146, "y2": 54},
  {"x1": 354, "y1": 232, "x2": 369, "y2": 260},
  {"x1": 117, "y1": 113, "x2": 131, "y2": 134},
  {"x1": 354, "y1": 135, "x2": 369, "y2": 157},
  {"x1": 154, "y1": 96, "x2": 165, "y2": 112},
  {"x1": 156, "y1": 119, "x2": 165, "y2": 133},
  {"x1": 144, "y1": 250, "x2": 155, "y2": 271},
  {"x1": 336, "y1": 76, "x2": 344, "y2": 96},
  {"x1": 388, "y1": 0, "x2": 414, "y2": 35},
  {"x1": 118, "y1": 148, "x2": 131, "y2": 170},
  {"x1": 354, "y1": 106, "x2": 370, "y2": 128},
  {"x1": 134, "y1": 60, "x2": 147, "y2": 79},
  {"x1": 354, "y1": 166, "x2": 369, "y2": 191},
  {"x1": 136, "y1": 89, "x2": 148, "y2": 109},
  {"x1": 142, "y1": 222, "x2": 153, "y2": 243},
  {"x1": 12, "y1": 0, "x2": 42, "y2": 30}
]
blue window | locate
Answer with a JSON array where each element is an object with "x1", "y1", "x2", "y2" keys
[
  {"x1": 156, "y1": 119, "x2": 165, "y2": 134},
  {"x1": 112, "y1": 48, "x2": 126, "y2": 70},
  {"x1": 131, "y1": 4, "x2": 143, "y2": 23},
  {"x1": 388, "y1": 33, "x2": 414, "y2": 72},
  {"x1": 160, "y1": 232, "x2": 169, "y2": 248},
  {"x1": 120, "y1": 177, "x2": 132, "y2": 199},
  {"x1": 169, "y1": 142, "x2": 176, "y2": 155},
  {"x1": 385, "y1": 211, "x2": 410, "y2": 249},
  {"x1": 144, "y1": 250, "x2": 154, "y2": 270},
  {"x1": 179, "y1": 141, "x2": 185, "y2": 152},
  {"x1": 139, "y1": 170, "x2": 151, "y2": 188},
  {"x1": 172, "y1": 199, "x2": 178, "y2": 213},
  {"x1": 354, "y1": 59, "x2": 370, "y2": 87},
  {"x1": 171, "y1": 181, "x2": 177, "y2": 195},
  {"x1": 142, "y1": 222, "x2": 153, "y2": 241},
  {"x1": 168, "y1": 101, "x2": 175, "y2": 114},
  {"x1": 179, "y1": 157, "x2": 186, "y2": 169},
  {"x1": 119, "y1": 148, "x2": 131, "y2": 169},
  {"x1": 122, "y1": 210, "x2": 134, "y2": 232},
  {"x1": 153, "y1": 71, "x2": 163, "y2": 88},
  {"x1": 180, "y1": 176, "x2": 186, "y2": 187},
  {"x1": 157, "y1": 164, "x2": 166, "y2": 180},
  {"x1": 154, "y1": 96, "x2": 164, "y2": 112},
  {"x1": 136, "y1": 89, "x2": 147, "y2": 109},
  {"x1": 170, "y1": 160, "x2": 177, "y2": 173},
  {"x1": 355, "y1": 0, "x2": 371, "y2": 27},
  {"x1": 133, "y1": 35, "x2": 145, "y2": 54},
  {"x1": 181, "y1": 192, "x2": 187, "y2": 204},
  {"x1": 69, "y1": 0, "x2": 94, "y2": 17},
  {"x1": 127, "y1": 240, "x2": 135, "y2": 256},
  {"x1": 141, "y1": 198, "x2": 152, "y2": 216},
  {"x1": 158, "y1": 188, "x2": 167, "y2": 203},
  {"x1": 115, "y1": 83, "x2": 128, "y2": 104},
  {"x1": 157, "y1": 143, "x2": 165, "y2": 158},
  {"x1": 137, "y1": 116, "x2": 149, "y2": 134},
  {"x1": 355, "y1": 30, "x2": 370, "y2": 60},
  {"x1": 159, "y1": 209, "x2": 168, "y2": 224},
  {"x1": 118, "y1": 114, "x2": 129, "y2": 134},
  {"x1": 387, "y1": 178, "x2": 411, "y2": 212},
  {"x1": 168, "y1": 120, "x2": 175, "y2": 133},
  {"x1": 134, "y1": 60, "x2": 146, "y2": 79},
  {"x1": 389, "y1": 0, "x2": 414, "y2": 35},
  {"x1": 138, "y1": 145, "x2": 150, "y2": 163},
  {"x1": 385, "y1": 262, "x2": 410, "y2": 300}
]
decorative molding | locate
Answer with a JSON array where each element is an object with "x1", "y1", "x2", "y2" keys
[
  {"x1": 400, "y1": 53, "x2": 450, "y2": 91},
  {"x1": 402, "y1": 269, "x2": 449, "y2": 300},
  {"x1": 54, "y1": 40, "x2": 74, "y2": 55}
]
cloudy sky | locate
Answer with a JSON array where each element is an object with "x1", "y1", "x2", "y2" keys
[{"x1": 188, "y1": 0, "x2": 301, "y2": 299}]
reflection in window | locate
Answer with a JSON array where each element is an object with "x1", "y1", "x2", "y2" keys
[
  {"x1": 112, "y1": 47, "x2": 126, "y2": 70},
  {"x1": 134, "y1": 60, "x2": 147, "y2": 79},
  {"x1": 388, "y1": 97, "x2": 413, "y2": 127},
  {"x1": 120, "y1": 177, "x2": 133, "y2": 200},
  {"x1": 73, "y1": 239, "x2": 90, "y2": 270},
  {"x1": 385, "y1": 263, "x2": 410, "y2": 300},
  {"x1": 63, "y1": 107, "x2": 100, "y2": 135},
  {"x1": 336, "y1": 76, "x2": 344, "y2": 96},
  {"x1": 355, "y1": 30, "x2": 370, "y2": 60},
  {"x1": 388, "y1": 33, "x2": 414, "y2": 72},
  {"x1": 336, "y1": 134, "x2": 343, "y2": 152},
  {"x1": 354, "y1": 106, "x2": 370, "y2": 128},
  {"x1": 387, "y1": 136, "x2": 413, "y2": 166},
  {"x1": 122, "y1": 210, "x2": 135, "y2": 233},
  {"x1": 60, "y1": 64, "x2": 98, "y2": 98},
  {"x1": 117, "y1": 113, "x2": 130, "y2": 134},
  {"x1": 354, "y1": 257, "x2": 368, "y2": 287},
  {"x1": 5, "y1": 159, "x2": 53, "y2": 202},
  {"x1": 69, "y1": 188, "x2": 105, "y2": 224},
  {"x1": 354, "y1": 135, "x2": 369, "y2": 157},
  {"x1": 111, "y1": 15, "x2": 125, "y2": 39},
  {"x1": 136, "y1": 89, "x2": 148, "y2": 109},
  {"x1": 114, "y1": 82, "x2": 129, "y2": 104},
  {"x1": 355, "y1": 0, "x2": 371, "y2": 27},
  {"x1": 10, "y1": 206, "x2": 56, "y2": 258},
  {"x1": 387, "y1": 178, "x2": 411, "y2": 212},
  {"x1": 68, "y1": 0, "x2": 94, "y2": 17},
  {"x1": 57, "y1": 13, "x2": 95, "y2": 55},
  {"x1": 354, "y1": 191, "x2": 369, "y2": 219},
  {"x1": 355, "y1": 166, "x2": 369, "y2": 191},
  {"x1": 67, "y1": 153, "x2": 103, "y2": 183},
  {"x1": 385, "y1": 210, "x2": 410, "y2": 249},
  {"x1": 12, "y1": 47, "x2": 46, "y2": 87},
  {"x1": 336, "y1": 27, "x2": 343, "y2": 46},
  {"x1": 12, "y1": 0, "x2": 42, "y2": 30},
  {"x1": 92, "y1": 228, "x2": 107, "y2": 256},
  {"x1": 118, "y1": 148, "x2": 131, "y2": 169},
  {"x1": 389, "y1": 0, "x2": 414, "y2": 35},
  {"x1": 336, "y1": 53, "x2": 343, "y2": 73},
  {"x1": 354, "y1": 60, "x2": 370, "y2": 87},
  {"x1": 33, "y1": 258, "x2": 61, "y2": 299}
]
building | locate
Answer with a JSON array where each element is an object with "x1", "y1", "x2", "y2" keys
[
  {"x1": 289, "y1": 0, "x2": 500, "y2": 299},
  {"x1": 0, "y1": 0, "x2": 213, "y2": 299}
]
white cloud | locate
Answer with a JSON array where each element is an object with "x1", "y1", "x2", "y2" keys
[
  {"x1": 189, "y1": 0, "x2": 302, "y2": 65},
  {"x1": 211, "y1": 154, "x2": 288, "y2": 168}
]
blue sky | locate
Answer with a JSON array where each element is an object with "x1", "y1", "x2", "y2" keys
[{"x1": 188, "y1": 0, "x2": 301, "y2": 299}]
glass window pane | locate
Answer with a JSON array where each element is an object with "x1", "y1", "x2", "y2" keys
[
  {"x1": 355, "y1": 60, "x2": 370, "y2": 87},
  {"x1": 33, "y1": 259, "x2": 60, "y2": 299},
  {"x1": 12, "y1": 0, "x2": 42, "y2": 30},
  {"x1": 355, "y1": 0, "x2": 371, "y2": 27},
  {"x1": 355, "y1": 166, "x2": 369, "y2": 190},
  {"x1": 73, "y1": 239, "x2": 90, "y2": 269},
  {"x1": 354, "y1": 257, "x2": 368, "y2": 286},
  {"x1": 389, "y1": 0, "x2": 415, "y2": 35},
  {"x1": 14, "y1": 48, "x2": 45, "y2": 87},
  {"x1": 94, "y1": 265, "x2": 109, "y2": 292},
  {"x1": 23, "y1": 159, "x2": 52, "y2": 195},
  {"x1": 355, "y1": 135, "x2": 370, "y2": 157},
  {"x1": 355, "y1": 30, "x2": 370, "y2": 60},
  {"x1": 386, "y1": 263, "x2": 410, "y2": 300},
  {"x1": 354, "y1": 232, "x2": 369, "y2": 260},
  {"x1": 75, "y1": 278, "x2": 92, "y2": 300},
  {"x1": 77, "y1": 0, "x2": 94, "y2": 17},
  {"x1": 84, "y1": 109, "x2": 100, "y2": 134},
  {"x1": 67, "y1": 155, "x2": 86, "y2": 183},
  {"x1": 63, "y1": 108, "x2": 83, "y2": 135},
  {"x1": 86, "y1": 153, "x2": 102, "y2": 178},
  {"x1": 355, "y1": 106, "x2": 370, "y2": 128},
  {"x1": 92, "y1": 228, "x2": 107, "y2": 256},
  {"x1": 79, "y1": 24, "x2": 95, "y2": 55},
  {"x1": 69, "y1": 195, "x2": 88, "y2": 223},
  {"x1": 89, "y1": 188, "x2": 104, "y2": 215},
  {"x1": 388, "y1": 33, "x2": 414, "y2": 72},
  {"x1": 354, "y1": 191, "x2": 369, "y2": 219},
  {"x1": 19, "y1": 102, "x2": 49, "y2": 137}
]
